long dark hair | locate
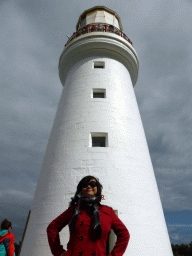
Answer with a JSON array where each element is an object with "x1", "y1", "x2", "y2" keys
[
  {"x1": 69, "y1": 176, "x2": 103, "y2": 241},
  {"x1": 69, "y1": 175, "x2": 103, "y2": 206}
]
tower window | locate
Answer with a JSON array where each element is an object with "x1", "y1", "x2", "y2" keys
[
  {"x1": 92, "y1": 137, "x2": 105, "y2": 147},
  {"x1": 92, "y1": 89, "x2": 106, "y2": 98},
  {"x1": 81, "y1": 16, "x2": 86, "y2": 27},
  {"x1": 90, "y1": 133, "x2": 108, "y2": 147},
  {"x1": 93, "y1": 92, "x2": 104, "y2": 98},
  {"x1": 94, "y1": 61, "x2": 105, "y2": 69}
]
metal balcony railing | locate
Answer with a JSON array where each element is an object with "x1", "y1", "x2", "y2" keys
[{"x1": 65, "y1": 23, "x2": 133, "y2": 47}]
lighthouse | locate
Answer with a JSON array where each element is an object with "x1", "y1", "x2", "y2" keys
[{"x1": 20, "y1": 6, "x2": 173, "y2": 256}]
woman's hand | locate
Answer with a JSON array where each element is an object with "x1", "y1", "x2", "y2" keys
[{"x1": 60, "y1": 251, "x2": 67, "y2": 256}]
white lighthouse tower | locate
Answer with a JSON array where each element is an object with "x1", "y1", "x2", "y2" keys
[{"x1": 20, "y1": 6, "x2": 173, "y2": 256}]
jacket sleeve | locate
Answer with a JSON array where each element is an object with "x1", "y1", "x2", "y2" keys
[
  {"x1": 110, "y1": 208, "x2": 130, "y2": 256},
  {"x1": 7, "y1": 232, "x2": 15, "y2": 256},
  {"x1": 47, "y1": 206, "x2": 74, "y2": 256}
]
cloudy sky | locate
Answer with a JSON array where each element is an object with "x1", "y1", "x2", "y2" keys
[{"x1": 1, "y1": 0, "x2": 192, "y2": 246}]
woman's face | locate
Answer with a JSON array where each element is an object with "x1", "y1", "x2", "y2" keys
[{"x1": 81, "y1": 178, "x2": 98, "y2": 196}]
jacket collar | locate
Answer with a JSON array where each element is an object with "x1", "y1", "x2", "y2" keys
[{"x1": 0, "y1": 231, "x2": 10, "y2": 242}]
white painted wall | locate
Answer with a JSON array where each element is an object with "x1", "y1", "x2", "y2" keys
[{"x1": 20, "y1": 56, "x2": 173, "y2": 255}]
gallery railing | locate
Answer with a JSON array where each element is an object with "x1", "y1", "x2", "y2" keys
[{"x1": 65, "y1": 23, "x2": 133, "y2": 47}]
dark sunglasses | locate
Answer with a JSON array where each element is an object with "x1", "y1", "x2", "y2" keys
[{"x1": 82, "y1": 181, "x2": 97, "y2": 188}]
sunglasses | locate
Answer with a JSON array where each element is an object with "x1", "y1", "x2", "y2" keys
[{"x1": 82, "y1": 181, "x2": 97, "y2": 188}]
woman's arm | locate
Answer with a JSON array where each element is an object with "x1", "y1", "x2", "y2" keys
[
  {"x1": 7, "y1": 232, "x2": 15, "y2": 256},
  {"x1": 110, "y1": 209, "x2": 130, "y2": 256},
  {"x1": 47, "y1": 205, "x2": 74, "y2": 256}
]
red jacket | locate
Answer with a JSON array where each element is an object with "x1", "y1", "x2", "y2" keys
[
  {"x1": 47, "y1": 204, "x2": 130, "y2": 256},
  {"x1": 0, "y1": 230, "x2": 15, "y2": 256}
]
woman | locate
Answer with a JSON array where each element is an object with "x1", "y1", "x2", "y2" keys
[
  {"x1": 0, "y1": 219, "x2": 15, "y2": 256},
  {"x1": 47, "y1": 175, "x2": 130, "y2": 256}
]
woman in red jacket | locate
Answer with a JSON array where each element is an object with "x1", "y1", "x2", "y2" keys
[
  {"x1": 47, "y1": 175, "x2": 130, "y2": 256},
  {"x1": 0, "y1": 219, "x2": 15, "y2": 256}
]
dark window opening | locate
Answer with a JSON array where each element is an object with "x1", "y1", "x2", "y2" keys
[
  {"x1": 92, "y1": 89, "x2": 106, "y2": 98},
  {"x1": 92, "y1": 137, "x2": 106, "y2": 147},
  {"x1": 94, "y1": 65, "x2": 104, "y2": 69},
  {"x1": 93, "y1": 92, "x2": 105, "y2": 98},
  {"x1": 94, "y1": 61, "x2": 105, "y2": 69},
  {"x1": 81, "y1": 15, "x2": 86, "y2": 27}
]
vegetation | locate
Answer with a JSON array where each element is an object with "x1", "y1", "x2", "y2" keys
[{"x1": 171, "y1": 241, "x2": 192, "y2": 256}]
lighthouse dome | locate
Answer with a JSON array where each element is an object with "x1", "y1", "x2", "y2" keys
[{"x1": 76, "y1": 6, "x2": 123, "y2": 31}]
